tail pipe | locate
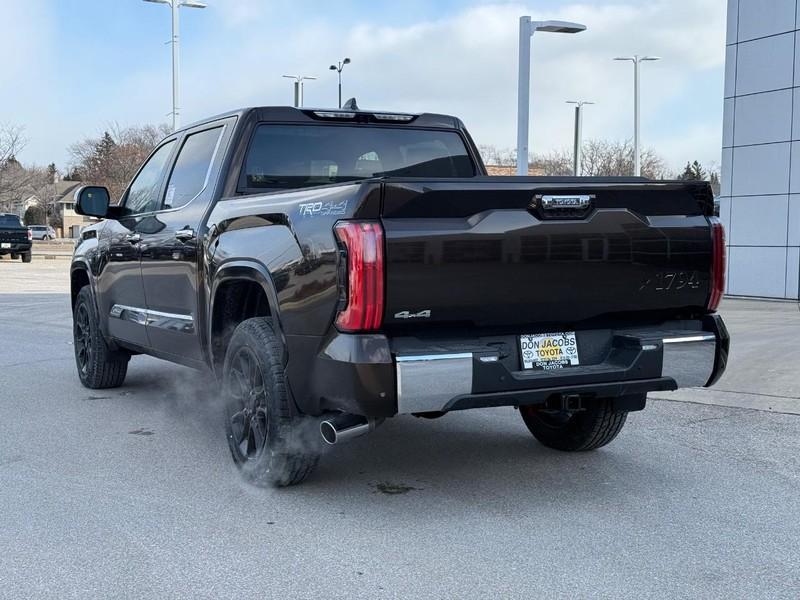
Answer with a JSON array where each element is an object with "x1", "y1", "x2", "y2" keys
[{"x1": 320, "y1": 413, "x2": 382, "y2": 445}]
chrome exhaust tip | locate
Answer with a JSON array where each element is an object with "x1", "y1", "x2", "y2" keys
[{"x1": 320, "y1": 414, "x2": 379, "y2": 445}]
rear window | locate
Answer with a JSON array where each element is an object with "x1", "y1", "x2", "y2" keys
[
  {"x1": 243, "y1": 125, "x2": 475, "y2": 190},
  {"x1": 0, "y1": 215, "x2": 23, "y2": 228}
]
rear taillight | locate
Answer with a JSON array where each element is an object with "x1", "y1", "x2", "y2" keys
[
  {"x1": 707, "y1": 217, "x2": 725, "y2": 312},
  {"x1": 26, "y1": 228, "x2": 32, "y2": 241},
  {"x1": 333, "y1": 221, "x2": 384, "y2": 332}
]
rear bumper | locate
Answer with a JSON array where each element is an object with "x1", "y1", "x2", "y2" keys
[
  {"x1": 287, "y1": 315, "x2": 729, "y2": 418},
  {"x1": 0, "y1": 241, "x2": 31, "y2": 253}
]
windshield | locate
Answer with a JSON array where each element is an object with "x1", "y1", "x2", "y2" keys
[
  {"x1": 243, "y1": 124, "x2": 475, "y2": 189},
  {"x1": 0, "y1": 214, "x2": 23, "y2": 228}
]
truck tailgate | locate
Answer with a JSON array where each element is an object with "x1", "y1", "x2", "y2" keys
[
  {"x1": 0, "y1": 229, "x2": 28, "y2": 245},
  {"x1": 381, "y1": 178, "x2": 714, "y2": 328}
]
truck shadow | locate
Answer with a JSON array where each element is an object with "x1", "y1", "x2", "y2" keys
[{"x1": 119, "y1": 358, "x2": 672, "y2": 507}]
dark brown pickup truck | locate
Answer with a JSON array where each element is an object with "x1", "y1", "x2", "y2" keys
[{"x1": 70, "y1": 105, "x2": 729, "y2": 486}]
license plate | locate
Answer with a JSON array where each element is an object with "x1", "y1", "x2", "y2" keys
[
  {"x1": 0, "y1": 243, "x2": 10, "y2": 249},
  {"x1": 520, "y1": 331, "x2": 579, "y2": 370}
]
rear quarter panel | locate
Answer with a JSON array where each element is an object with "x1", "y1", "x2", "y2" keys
[{"x1": 205, "y1": 181, "x2": 381, "y2": 336}]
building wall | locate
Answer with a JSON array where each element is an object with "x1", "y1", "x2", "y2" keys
[
  {"x1": 722, "y1": 0, "x2": 800, "y2": 299},
  {"x1": 61, "y1": 205, "x2": 91, "y2": 239}
]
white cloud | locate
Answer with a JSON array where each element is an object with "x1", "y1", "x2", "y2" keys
[
  {"x1": 9, "y1": 0, "x2": 727, "y2": 173},
  {"x1": 176, "y1": 0, "x2": 726, "y2": 171}
]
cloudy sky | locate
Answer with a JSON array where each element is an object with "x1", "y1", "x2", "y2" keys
[{"x1": 1, "y1": 0, "x2": 726, "y2": 173}]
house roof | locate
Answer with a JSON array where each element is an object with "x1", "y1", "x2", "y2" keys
[{"x1": 55, "y1": 181, "x2": 81, "y2": 203}]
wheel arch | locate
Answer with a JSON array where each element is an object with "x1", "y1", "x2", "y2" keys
[
  {"x1": 70, "y1": 261, "x2": 94, "y2": 311},
  {"x1": 209, "y1": 261, "x2": 283, "y2": 375}
]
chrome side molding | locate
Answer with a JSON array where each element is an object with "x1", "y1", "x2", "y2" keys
[
  {"x1": 110, "y1": 304, "x2": 194, "y2": 334},
  {"x1": 109, "y1": 304, "x2": 147, "y2": 326}
]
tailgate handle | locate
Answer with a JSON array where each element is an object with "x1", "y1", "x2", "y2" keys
[{"x1": 531, "y1": 194, "x2": 595, "y2": 219}]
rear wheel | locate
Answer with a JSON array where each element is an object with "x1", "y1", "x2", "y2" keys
[
  {"x1": 519, "y1": 397, "x2": 635, "y2": 451},
  {"x1": 222, "y1": 317, "x2": 320, "y2": 487},
  {"x1": 10, "y1": 253, "x2": 18, "y2": 260},
  {"x1": 21, "y1": 252, "x2": 31, "y2": 263},
  {"x1": 73, "y1": 287, "x2": 129, "y2": 388}
]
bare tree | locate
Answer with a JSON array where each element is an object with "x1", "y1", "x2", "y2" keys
[
  {"x1": 480, "y1": 139, "x2": 670, "y2": 180},
  {"x1": 531, "y1": 149, "x2": 573, "y2": 176},
  {"x1": 0, "y1": 125, "x2": 31, "y2": 212},
  {"x1": 580, "y1": 139, "x2": 670, "y2": 179},
  {"x1": 478, "y1": 144, "x2": 516, "y2": 167},
  {"x1": 68, "y1": 122, "x2": 171, "y2": 201}
]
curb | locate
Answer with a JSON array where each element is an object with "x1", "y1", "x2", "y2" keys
[{"x1": 33, "y1": 254, "x2": 72, "y2": 260}]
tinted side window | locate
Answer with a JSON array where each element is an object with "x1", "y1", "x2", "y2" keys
[
  {"x1": 164, "y1": 127, "x2": 223, "y2": 210},
  {"x1": 125, "y1": 141, "x2": 175, "y2": 214}
]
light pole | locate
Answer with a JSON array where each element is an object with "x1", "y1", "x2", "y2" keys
[
  {"x1": 517, "y1": 17, "x2": 586, "y2": 176},
  {"x1": 614, "y1": 55, "x2": 660, "y2": 176},
  {"x1": 329, "y1": 58, "x2": 351, "y2": 108},
  {"x1": 282, "y1": 75, "x2": 317, "y2": 107},
  {"x1": 143, "y1": 0, "x2": 207, "y2": 131},
  {"x1": 566, "y1": 100, "x2": 594, "y2": 176}
]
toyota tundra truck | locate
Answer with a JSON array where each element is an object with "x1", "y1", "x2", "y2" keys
[{"x1": 70, "y1": 104, "x2": 729, "y2": 486}]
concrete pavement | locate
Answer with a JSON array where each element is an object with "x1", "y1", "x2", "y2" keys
[{"x1": 0, "y1": 260, "x2": 798, "y2": 599}]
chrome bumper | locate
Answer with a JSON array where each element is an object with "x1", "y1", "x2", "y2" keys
[
  {"x1": 660, "y1": 334, "x2": 717, "y2": 388},
  {"x1": 396, "y1": 353, "x2": 473, "y2": 414},
  {"x1": 395, "y1": 333, "x2": 718, "y2": 415}
]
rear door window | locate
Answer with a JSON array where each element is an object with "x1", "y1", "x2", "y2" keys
[{"x1": 163, "y1": 126, "x2": 224, "y2": 210}]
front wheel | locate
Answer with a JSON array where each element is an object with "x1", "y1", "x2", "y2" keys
[
  {"x1": 520, "y1": 397, "x2": 635, "y2": 451},
  {"x1": 73, "y1": 287, "x2": 129, "y2": 388},
  {"x1": 222, "y1": 317, "x2": 320, "y2": 487}
]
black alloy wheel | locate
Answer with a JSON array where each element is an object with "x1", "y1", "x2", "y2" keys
[{"x1": 226, "y1": 347, "x2": 270, "y2": 464}]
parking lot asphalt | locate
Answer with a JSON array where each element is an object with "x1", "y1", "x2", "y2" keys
[{"x1": 1, "y1": 260, "x2": 799, "y2": 599}]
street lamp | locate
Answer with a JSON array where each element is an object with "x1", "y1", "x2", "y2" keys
[
  {"x1": 566, "y1": 100, "x2": 594, "y2": 176},
  {"x1": 282, "y1": 75, "x2": 317, "y2": 107},
  {"x1": 329, "y1": 57, "x2": 351, "y2": 108},
  {"x1": 614, "y1": 55, "x2": 661, "y2": 176},
  {"x1": 517, "y1": 17, "x2": 586, "y2": 176},
  {"x1": 143, "y1": 0, "x2": 207, "y2": 131}
]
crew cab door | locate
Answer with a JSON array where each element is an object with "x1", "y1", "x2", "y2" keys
[
  {"x1": 138, "y1": 120, "x2": 231, "y2": 364},
  {"x1": 97, "y1": 139, "x2": 177, "y2": 348}
]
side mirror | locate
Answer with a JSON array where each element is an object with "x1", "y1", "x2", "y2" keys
[{"x1": 74, "y1": 186, "x2": 110, "y2": 218}]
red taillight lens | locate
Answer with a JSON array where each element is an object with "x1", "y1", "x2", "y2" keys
[
  {"x1": 27, "y1": 228, "x2": 32, "y2": 241},
  {"x1": 333, "y1": 221, "x2": 384, "y2": 332},
  {"x1": 707, "y1": 217, "x2": 725, "y2": 312}
]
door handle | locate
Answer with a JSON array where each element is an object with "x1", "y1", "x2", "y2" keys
[
  {"x1": 126, "y1": 233, "x2": 141, "y2": 244},
  {"x1": 175, "y1": 228, "x2": 196, "y2": 242}
]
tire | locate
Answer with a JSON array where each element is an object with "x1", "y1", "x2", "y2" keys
[
  {"x1": 519, "y1": 397, "x2": 634, "y2": 451},
  {"x1": 10, "y1": 253, "x2": 18, "y2": 260},
  {"x1": 73, "y1": 286, "x2": 129, "y2": 388},
  {"x1": 21, "y1": 252, "x2": 32, "y2": 263},
  {"x1": 222, "y1": 317, "x2": 320, "y2": 487}
]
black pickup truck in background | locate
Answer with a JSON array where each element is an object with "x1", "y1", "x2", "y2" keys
[
  {"x1": 0, "y1": 213, "x2": 32, "y2": 262},
  {"x1": 69, "y1": 104, "x2": 729, "y2": 486}
]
